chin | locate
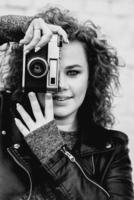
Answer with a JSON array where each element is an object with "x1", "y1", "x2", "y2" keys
[
  {"x1": 54, "y1": 108, "x2": 77, "y2": 120},
  {"x1": 54, "y1": 112, "x2": 67, "y2": 119},
  {"x1": 54, "y1": 108, "x2": 72, "y2": 119}
]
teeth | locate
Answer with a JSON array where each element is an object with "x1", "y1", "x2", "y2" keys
[
  {"x1": 54, "y1": 97, "x2": 66, "y2": 101},
  {"x1": 53, "y1": 96, "x2": 70, "y2": 101}
]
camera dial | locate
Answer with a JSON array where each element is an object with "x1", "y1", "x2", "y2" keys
[{"x1": 27, "y1": 57, "x2": 48, "y2": 78}]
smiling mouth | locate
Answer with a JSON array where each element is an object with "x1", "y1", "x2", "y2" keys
[{"x1": 53, "y1": 96, "x2": 72, "y2": 101}]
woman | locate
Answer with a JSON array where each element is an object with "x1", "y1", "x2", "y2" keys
[{"x1": 0, "y1": 6, "x2": 133, "y2": 200}]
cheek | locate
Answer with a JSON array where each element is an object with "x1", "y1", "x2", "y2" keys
[{"x1": 74, "y1": 79, "x2": 88, "y2": 102}]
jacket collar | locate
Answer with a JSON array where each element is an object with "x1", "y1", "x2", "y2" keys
[{"x1": 78, "y1": 122, "x2": 115, "y2": 155}]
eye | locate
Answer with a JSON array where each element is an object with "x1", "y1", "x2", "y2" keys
[{"x1": 66, "y1": 70, "x2": 80, "y2": 76}]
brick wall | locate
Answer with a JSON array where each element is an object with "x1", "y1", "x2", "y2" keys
[{"x1": 0, "y1": 0, "x2": 134, "y2": 179}]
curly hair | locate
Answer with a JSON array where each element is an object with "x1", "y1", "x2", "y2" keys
[{"x1": 6, "y1": 6, "x2": 121, "y2": 128}]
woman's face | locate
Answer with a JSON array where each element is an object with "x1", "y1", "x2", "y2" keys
[{"x1": 38, "y1": 40, "x2": 89, "y2": 122}]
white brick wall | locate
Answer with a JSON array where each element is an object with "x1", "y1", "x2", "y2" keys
[{"x1": 0, "y1": 0, "x2": 134, "y2": 179}]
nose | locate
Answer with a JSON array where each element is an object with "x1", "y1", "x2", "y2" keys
[{"x1": 58, "y1": 71, "x2": 68, "y2": 90}]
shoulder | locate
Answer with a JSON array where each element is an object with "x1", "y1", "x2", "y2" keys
[
  {"x1": 82, "y1": 123, "x2": 129, "y2": 148},
  {"x1": 107, "y1": 129, "x2": 129, "y2": 146},
  {"x1": 99, "y1": 128, "x2": 129, "y2": 152}
]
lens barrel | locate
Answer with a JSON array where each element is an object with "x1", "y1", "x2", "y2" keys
[{"x1": 27, "y1": 57, "x2": 48, "y2": 78}]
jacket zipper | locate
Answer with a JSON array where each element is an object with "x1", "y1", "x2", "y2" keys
[
  {"x1": 61, "y1": 146, "x2": 110, "y2": 199},
  {"x1": 7, "y1": 148, "x2": 32, "y2": 200}
]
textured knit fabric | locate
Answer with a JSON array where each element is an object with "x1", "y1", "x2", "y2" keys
[
  {"x1": 0, "y1": 15, "x2": 33, "y2": 45},
  {"x1": 0, "y1": 15, "x2": 33, "y2": 90},
  {"x1": 20, "y1": 120, "x2": 78, "y2": 200},
  {"x1": 25, "y1": 120, "x2": 64, "y2": 163}
]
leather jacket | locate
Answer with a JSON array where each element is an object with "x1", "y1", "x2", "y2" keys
[{"x1": 0, "y1": 92, "x2": 134, "y2": 200}]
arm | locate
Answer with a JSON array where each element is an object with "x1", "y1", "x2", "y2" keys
[
  {"x1": 0, "y1": 15, "x2": 33, "y2": 45},
  {"x1": 0, "y1": 15, "x2": 68, "y2": 49},
  {"x1": 105, "y1": 142, "x2": 134, "y2": 199}
]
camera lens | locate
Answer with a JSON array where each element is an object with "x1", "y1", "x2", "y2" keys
[{"x1": 27, "y1": 57, "x2": 48, "y2": 78}]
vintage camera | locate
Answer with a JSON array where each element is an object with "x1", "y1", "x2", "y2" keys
[{"x1": 22, "y1": 34, "x2": 62, "y2": 93}]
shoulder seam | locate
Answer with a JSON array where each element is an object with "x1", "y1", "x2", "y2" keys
[{"x1": 108, "y1": 129, "x2": 128, "y2": 145}]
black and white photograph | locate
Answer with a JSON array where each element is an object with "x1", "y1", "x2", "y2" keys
[{"x1": 0, "y1": 0, "x2": 134, "y2": 199}]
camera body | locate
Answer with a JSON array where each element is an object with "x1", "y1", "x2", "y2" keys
[{"x1": 22, "y1": 34, "x2": 62, "y2": 93}]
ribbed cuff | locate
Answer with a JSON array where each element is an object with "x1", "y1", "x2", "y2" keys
[{"x1": 25, "y1": 120, "x2": 64, "y2": 163}]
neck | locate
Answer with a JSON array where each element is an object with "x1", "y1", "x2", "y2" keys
[{"x1": 55, "y1": 115, "x2": 78, "y2": 132}]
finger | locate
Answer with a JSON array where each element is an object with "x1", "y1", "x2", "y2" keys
[
  {"x1": 19, "y1": 23, "x2": 34, "y2": 45},
  {"x1": 28, "y1": 92, "x2": 44, "y2": 121},
  {"x1": 35, "y1": 32, "x2": 52, "y2": 51},
  {"x1": 34, "y1": 19, "x2": 53, "y2": 51},
  {"x1": 25, "y1": 18, "x2": 53, "y2": 52},
  {"x1": 48, "y1": 24, "x2": 69, "y2": 43},
  {"x1": 38, "y1": 18, "x2": 52, "y2": 36},
  {"x1": 15, "y1": 118, "x2": 29, "y2": 137},
  {"x1": 44, "y1": 93, "x2": 54, "y2": 121},
  {"x1": 16, "y1": 103, "x2": 35, "y2": 130},
  {"x1": 24, "y1": 29, "x2": 41, "y2": 52}
]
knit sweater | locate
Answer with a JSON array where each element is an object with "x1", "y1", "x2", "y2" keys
[
  {"x1": 0, "y1": 15, "x2": 34, "y2": 91},
  {"x1": 0, "y1": 15, "x2": 33, "y2": 45}
]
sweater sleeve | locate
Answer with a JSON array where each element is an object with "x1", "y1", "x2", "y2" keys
[
  {"x1": 25, "y1": 120, "x2": 65, "y2": 163},
  {"x1": 0, "y1": 15, "x2": 33, "y2": 45}
]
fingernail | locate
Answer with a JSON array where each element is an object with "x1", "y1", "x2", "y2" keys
[
  {"x1": 35, "y1": 47, "x2": 40, "y2": 52},
  {"x1": 28, "y1": 92, "x2": 35, "y2": 98},
  {"x1": 14, "y1": 118, "x2": 19, "y2": 123},
  {"x1": 65, "y1": 38, "x2": 69, "y2": 44},
  {"x1": 45, "y1": 93, "x2": 52, "y2": 99},
  {"x1": 19, "y1": 39, "x2": 24, "y2": 44},
  {"x1": 16, "y1": 103, "x2": 21, "y2": 110},
  {"x1": 24, "y1": 50, "x2": 29, "y2": 54},
  {"x1": 24, "y1": 46, "x2": 29, "y2": 53},
  {"x1": 19, "y1": 42, "x2": 23, "y2": 46}
]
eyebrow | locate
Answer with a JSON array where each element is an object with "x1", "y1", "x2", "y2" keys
[{"x1": 65, "y1": 65, "x2": 82, "y2": 69}]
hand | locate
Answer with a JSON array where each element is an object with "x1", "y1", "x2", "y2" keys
[
  {"x1": 15, "y1": 92, "x2": 53, "y2": 137},
  {"x1": 19, "y1": 18, "x2": 69, "y2": 52}
]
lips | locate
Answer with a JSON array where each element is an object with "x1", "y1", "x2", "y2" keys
[{"x1": 53, "y1": 95, "x2": 72, "y2": 101}]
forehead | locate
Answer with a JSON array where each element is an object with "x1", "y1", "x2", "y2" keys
[{"x1": 60, "y1": 40, "x2": 88, "y2": 68}]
